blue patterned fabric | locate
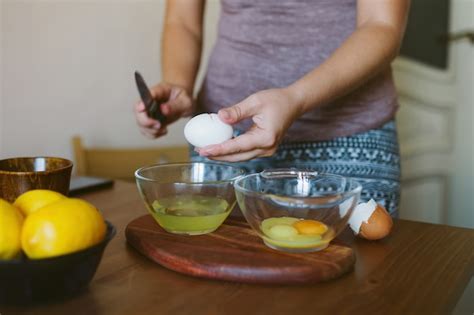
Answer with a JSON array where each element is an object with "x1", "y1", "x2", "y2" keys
[{"x1": 191, "y1": 121, "x2": 401, "y2": 217}]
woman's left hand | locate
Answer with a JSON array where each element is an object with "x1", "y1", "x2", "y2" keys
[{"x1": 196, "y1": 88, "x2": 302, "y2": 162}]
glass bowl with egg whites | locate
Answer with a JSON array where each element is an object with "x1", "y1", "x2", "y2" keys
[
  {"x1": 233, "y1": 169, "x2": 362, "y2": 253},
  {"x1": 135, "y1": 162, "x2": 245, "y2": 235}
]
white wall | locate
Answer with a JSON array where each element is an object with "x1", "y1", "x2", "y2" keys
[
  {"x1": 1, "y1": 0, "x2": 220, "y2": 160},
  {"x1": 447, "y1": 0, "x2": 474, "y2": 228}
]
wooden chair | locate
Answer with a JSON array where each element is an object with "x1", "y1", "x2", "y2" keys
[{"x1": 72, "y1": 136, "x2": 189, "y2": 181}]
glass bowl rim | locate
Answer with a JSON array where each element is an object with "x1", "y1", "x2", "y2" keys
[
  {"x1": 233, "y1": 170, "x2": 362, "y2": 201},
  {"x1": 134, "y1": 162, "x2": 245, "y2": 185}
]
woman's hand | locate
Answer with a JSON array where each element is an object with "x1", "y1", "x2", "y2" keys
[
  {"x1": 197, "y1": 88, "x2": 302, "y2": 162},
  {"x1": 134, "y1": 83, "x2": 193, "y2": 139}
]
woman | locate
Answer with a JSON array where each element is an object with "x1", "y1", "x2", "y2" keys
[{"x1": 134, "y1": 0, "x2": 410, "y2": 216}]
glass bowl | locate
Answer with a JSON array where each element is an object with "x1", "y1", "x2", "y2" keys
[
  {"x1": 234, "y1": 169, "x2": 362, "y2": 253},
  {"x1": 135, "y1": 162, "x2": 244, "y2": 235}
]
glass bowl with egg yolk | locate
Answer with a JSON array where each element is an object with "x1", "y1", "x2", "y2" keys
[
  {"x1": 135, "y1": 162, "x2": 244, "y2": 235},
  {"x1": 234, "y1": 169, "x2": 362, "y2": 253}
]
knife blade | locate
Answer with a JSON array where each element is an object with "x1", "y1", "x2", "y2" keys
[{"x1": 134, "y1": 71, "x2": 166, "y2": 123}]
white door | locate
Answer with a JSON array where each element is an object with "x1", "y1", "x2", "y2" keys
[{"x1": 394, "y1": 0, "x2": 473, "y2": 227}]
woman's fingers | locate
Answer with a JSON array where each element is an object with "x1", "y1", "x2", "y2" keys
[
  {"x1": 134, "y1": 88, "x2": 162, "y2": 129},
  {"x1": 161, "y1": 89, "x2": 192, "y2": 118},
  {"x1": 140, "y1": 126, "x2": 168, "y2": 139},
  {"x1": 135, "y1": 82, "x2": 193, "y2": 140},
  {"x1": 136, "y1": 109, "x2": 161, "y2": 129},
  {"x1": 135, "y1": 101, "x2": 147, "y2": 113},
  {"x1": 218, "y1": 96, "x2": 260, "y2": 124},
  {"x1": 155, "y1": 128, "x2": 168, "y2": 137},
  {"x1": 196, "y1": 89, "x2": 298, "y2": 162},
  {"x1": 136, "y1": 100, "x2": 163, "y2": 138},
  {"x1": 207, "y1": 149, "x2": 267, "y2": 162},
  {"x1": 197, "y1": 136, "x2": 253, "y2": 157},
  {"x1": 149, "y1": 84, "x2": 172, "y2": 101},
  {"x1": 198, "y1": 129, "x2": 266, "y2": 157}
]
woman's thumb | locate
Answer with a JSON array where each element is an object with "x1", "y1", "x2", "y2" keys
[
  {"x1": 162, "y1": 90, "x2": 192, "y2": 117},
  {"x1": 218, "y1": 99, "x2": 257, "y2": 124}
]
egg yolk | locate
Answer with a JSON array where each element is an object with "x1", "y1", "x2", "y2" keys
[{"x1": 293, "y1": 220, "x2": 328, "y2": 235}]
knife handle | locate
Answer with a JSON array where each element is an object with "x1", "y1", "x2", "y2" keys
[{"x1": 148, "y1": 101, "x2": 167, "y2": 124}]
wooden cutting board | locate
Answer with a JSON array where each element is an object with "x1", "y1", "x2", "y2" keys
[{"x1": 125, "y1": 215, "x2": 355, "y2": 284}]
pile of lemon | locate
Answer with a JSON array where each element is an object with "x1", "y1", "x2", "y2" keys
[{"x1": 0, "y1": 190, "x2": 106, "y2": 260}]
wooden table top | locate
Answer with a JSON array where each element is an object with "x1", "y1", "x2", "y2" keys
[{"x1": 3, "y1": 181, "x2": 474, "y2": 315}]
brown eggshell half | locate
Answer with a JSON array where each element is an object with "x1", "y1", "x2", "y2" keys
[{"x1": 359, "y1": 204, "x2": 393, "y2": 240}]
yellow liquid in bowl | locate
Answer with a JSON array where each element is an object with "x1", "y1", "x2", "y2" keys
[
  {"x1": 260, "y1": 217, "x2": 335, "y2": 252},
  {"x1": 151, "y1": 195, "x2": 230, "y2": 235}
]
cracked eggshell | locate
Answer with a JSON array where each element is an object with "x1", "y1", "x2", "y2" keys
[
  {"x1": 184, "y1": 113, "x2": 233, "y2": 148},
  {"x1": 349, "y1": 199, "x2": 393, "y2": 240}
]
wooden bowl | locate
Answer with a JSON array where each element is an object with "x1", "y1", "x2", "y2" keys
[{"x1": 0, "y1": 157, "x2": 73, "y2": 202}]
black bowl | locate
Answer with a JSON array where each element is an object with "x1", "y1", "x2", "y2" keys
[{"x1": 0, "y1": 221, "x2": 116, "y2": 305}]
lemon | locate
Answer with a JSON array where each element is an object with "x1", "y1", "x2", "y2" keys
[
  {"x1": 21, "y1": 198, "x2": 106, "y2": 259},
  {"x1": 0, "y1": 199, "x2": 23, "y2": 260},
  {"x1": 14, "y1": 190, "x2": 66, "y2": 216}
]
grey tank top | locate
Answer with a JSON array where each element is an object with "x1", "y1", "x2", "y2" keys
[{"x1": 197, "y1": 0, "x2": 399, "y2": 142}]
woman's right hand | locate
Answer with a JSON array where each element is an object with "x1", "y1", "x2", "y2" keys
[{"x1": 134, "y1": 82, "x2": 194, "y2": 139}]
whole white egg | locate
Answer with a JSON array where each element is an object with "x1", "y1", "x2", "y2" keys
[{"x1": 184, "y1": 113, "x2": 233, "y2": 148}]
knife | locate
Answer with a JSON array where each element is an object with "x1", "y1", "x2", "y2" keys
[{"x1": 134, "y1": 71, "x2": 166, "y2": 123}]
